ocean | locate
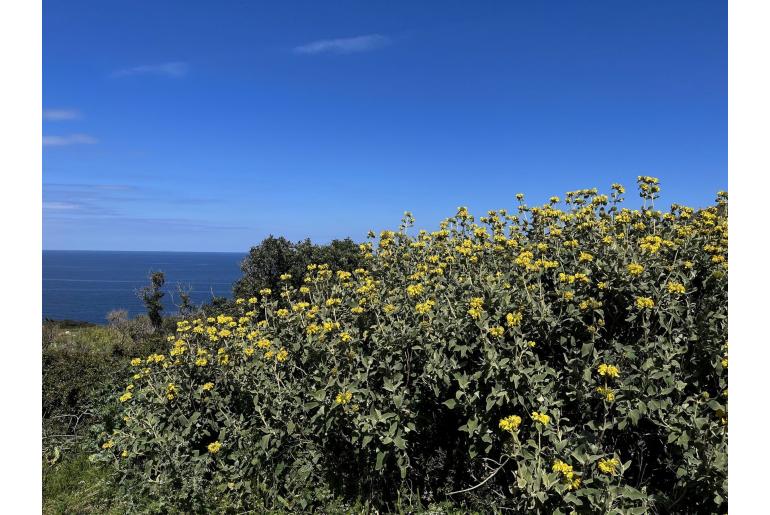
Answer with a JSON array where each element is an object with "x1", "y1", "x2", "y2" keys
[{"x1": 43, "y1": 250, "x2": 246, "y2": 324}]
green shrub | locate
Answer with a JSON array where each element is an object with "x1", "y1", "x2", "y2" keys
[
  {"x1": 101, "y1": 179, "x2": 727, "y2": 513},
  {"x1": 233, "y1": 236, "x2": 364, "y2": 299}
]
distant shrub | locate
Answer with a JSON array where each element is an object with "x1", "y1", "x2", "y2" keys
[
  {"x1": 232, "y1": 236, "x2": 364, "y2": 300},
  {"x1": 102, "y1": 179, "x2": 727, "y2": 513},
  {"x1": 138, "y1": 271, "x2": 166, "y2": 330}
]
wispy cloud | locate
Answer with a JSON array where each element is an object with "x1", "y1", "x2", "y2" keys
[
  {"x1": 43, "y1": 201, "x2": 82, "y2": 211},
  {"x1": 111, "y1": 61, "x2": 189, "y2": 78},
  {"x1": 42, "y1": 134, "x2": 98, "y2": 147},
  {"x1": 43, "y1": 183, "x2": 222, "y2": 218},
  {"x1": 43, "y1": 109, "x2": 81, "y2": 121},
  {"x1": 294, "y1": 34, "x2": 391, "y2": 55}
]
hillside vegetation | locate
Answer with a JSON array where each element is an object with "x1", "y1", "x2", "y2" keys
[{"x1": 95, "y1": 179, "x2": 727, "y2": 513}]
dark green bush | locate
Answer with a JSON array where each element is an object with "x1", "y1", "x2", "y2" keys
[{"x1": 233, "y1": 236, "x2": 364, "y2": 299}]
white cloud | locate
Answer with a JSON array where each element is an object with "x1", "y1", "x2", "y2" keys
[
  {"x1": 294, "y1": 34, "x2": 391, "y2": 55},
  {"x1": 42, "y1": 134, "x2": 98, "y2": 147},
  {"x1": 43, "y1": 202, "x2": 81, "y2": 210},
  {"x1": 111, "y1": 62, "x2": 188, "y2": 78},
  {"x1": 43, "y1": 109, "x2": 81, "y2": 121}
]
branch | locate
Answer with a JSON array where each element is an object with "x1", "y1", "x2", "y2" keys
[{"x1": 447, "y1": 457, "x2": 509, "y2": 496}]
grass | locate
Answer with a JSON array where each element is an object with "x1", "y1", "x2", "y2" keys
[{"x1": 42, "y1": 453, "x2": 127, "y2": 515}]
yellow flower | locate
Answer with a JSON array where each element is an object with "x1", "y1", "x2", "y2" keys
[
  {"x1": 119, "y1": 392, "x2": 133, "y2": 403},
  {"x1": 121, "y1": 450, "x2": 129, "y2": 458},
  {"x1": 598, "y1": 457, "x2": 620, "y2": 475},
  {"x1": 667, "y1": 281, "x2": 686, "y2": 294},
  {"x1": 579, "y1": 251, "x2": 593, "y2": 262},
  {"x1": 275, "y1": 348, "x2": 289, "y2": 362},
  {"x1": 531, "y1": 411, "x2": 550, "y2": 426},
  {"x1": 488, "y1": 326, "x2": 505, "y2": 338},
  {"x1": 202, "y1": 382, "x2": 214, "y2": 391},
  {"x1": 499, "y1": 415, "x2": 522, "y2": 432},
  {"x1": 340, "y1": 331, "x2": 352, "y2": 343},
  {"x1": 635, "y1": 296, "x2": 655, "y2": 309},
  {"x1": 406, "y1": 284, "x2": 424, "y2": 297},
  {"x1": 335, "y1": 390, "x2": 353, "y2": 405},
  {"x1": 248, "y1": 296, "x2": 258, "y2": 304},
  {"x1": 280, "y1": 273, "x2": 292, "y2": 281},
  {"x1": 415, "y1": 300, "x2": 435, "y2": 315},
  {"x1": 259, "y1": 288, "x2": 272, "y2": 296},
  {"x1": 469, "y1": 297, "x2": 484, "y2": 309},
  {"x1": 597, "y1": 363, "x2": 620, "y2": 378},
  {"x1": 102, "y1": 440, "x2": 114, "y2": 449},
  {"x1": 505, "y1": 312, "x2": 523, "y2": 327},
  {"x1": 276, "y1": 308, "x2": 289, "y2": 317},
  {"x1": 627, "y1": 263, "x2": 644, "y2": 276},
  {"x1": 130, "y1": 358, "x2": 142, "y2": 366},
  {"x1": 326, "y1": 297, "x2": 343, "y2": 306},
  {"x1": 596, "y1": 386, "x2": 615, "y2": 402},
  {"x1": 721, "y1": 356, "x2": 728, "y2": 369},
  {"x1": 256, "y1": 338, "x2": 271, "y2": 349},
  {"x1": 195, "y1": 357, "x2": 208, "y2": 367},
  {"x1": 552, "y1": 459, "x2": 573, "y2": 477},
  {"x1": 207, "y1": 441, "x2": 222, "y2": 454}
]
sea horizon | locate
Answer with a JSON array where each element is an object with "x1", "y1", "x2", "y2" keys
[{"x1": 43, "y1": 249, "x2": 246, "y2": 324}]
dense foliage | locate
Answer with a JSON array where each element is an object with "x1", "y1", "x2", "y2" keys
[
  {"x1": 101, "y1": 179, "x2": 728, "y2": 513},
  {"x1": 233, "y1": 236, "x2": 364, "y2": 300}
]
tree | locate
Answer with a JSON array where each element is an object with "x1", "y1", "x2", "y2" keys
[
  {"x1": 173, "y1": 283, "x2": 196, "y2": 317},
  {"x1": 138, "y1": 271, "x2": 165, "y2": 330},
  {"x1": 232, "y1": 236, "x2": 364, "y2": 299}
]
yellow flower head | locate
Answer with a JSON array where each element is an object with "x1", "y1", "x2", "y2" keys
[
  {"x1": 667, "y1": 281, "x2": 686, "y2": 295},
  {"x1": 598, "y1": 457, "x2": 621, "y2": 475},
  {"x1": 596, "y1": 386, "x2": 616, "y2": 402},
  {"x1": 635, "y1": 296, "x2": 655, "y2": 309},
  {"x1": 505, "y1": 312, "x2": 523, "y2": 327},
  {"x1": 531, "y1": 411, "x2": 550, "y2": 426},
  {"x1": 627, "y1": 263, "x2": 644, "y2": 276},
  {"x1": 415, "y1": 300, "x2": 435, "y2": 315},
  {"x1": 597, "y1": 363, "x2": 620, "y2": 378},
  {"x1": 335, "y1": 390, "x2": 353, "y2": 405},
  {"x1": 207, "y1": 441, "x2": 222, "y2": 454},
  {"x1": 499, "y1": 415, "x2": 522, "y2": 432},
  {"x1": 488, "y1": 326, "x2": 505, "y2": 338},
  {"x1": 202, "y1": 382, "x2": 214, "y2": 391}
]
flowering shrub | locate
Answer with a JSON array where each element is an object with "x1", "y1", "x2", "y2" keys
[{"x1": 101, "y1": 179, "x2": 727, "y2": 512}]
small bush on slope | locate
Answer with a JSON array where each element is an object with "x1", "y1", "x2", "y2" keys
[{"x1": 99, "y1": 179, "x2": 727, "y2": 513}]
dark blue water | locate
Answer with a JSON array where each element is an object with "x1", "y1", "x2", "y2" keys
[{"x1": 43, "y1": 250, "x2": 246, "y2": 324}]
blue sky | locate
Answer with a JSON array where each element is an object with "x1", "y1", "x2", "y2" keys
[{"x1": 43, "y1": 0, "x2": 726, "y2": 252}]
